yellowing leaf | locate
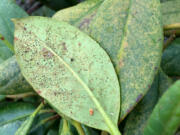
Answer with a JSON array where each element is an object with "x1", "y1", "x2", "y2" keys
[{"x1": 13, "y1": 17, "x2": 120, "y2": 134}]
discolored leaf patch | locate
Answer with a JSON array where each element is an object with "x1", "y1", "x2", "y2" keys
[
  {"x1": 14, "y1": 17, "x2": 120, "y2": 133},
  {"x1": 53, "y1": 0, "x2": 163, "y2": 121}
]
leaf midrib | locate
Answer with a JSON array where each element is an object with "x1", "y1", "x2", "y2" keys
[
  {"x1": 15, "y1": 20, "x2": 120, "y2": 134},
  {"x1": 0, "y1": 113, "x2": 30, "y2": 126}
]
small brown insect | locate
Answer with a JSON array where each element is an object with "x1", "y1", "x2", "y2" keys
[{"x1": 89, "y1": 109, "x2": 94, "y2": 116}]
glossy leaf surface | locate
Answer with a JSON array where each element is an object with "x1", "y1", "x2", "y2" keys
[
  {"x1": 14, "y1": 17, "x2": 120, "y2": 132},
  {"x1": 0, "y1": 0, "x2": 28, "y2": 62},
  {"x1": 161, "y1": 38, "x2": 180, "y2": 76},
  {"x1": 15, "y1": 103, "x2": 44, "y2": 135},
  {"x1": 144, "y1": 80, "x2": 180, "y2": 135},
  {"x1": 0, "y1": 56, "x2": 33, "y2": 95},
  {"x1": 0, "y1": 102, "x2": 36, "y2": 135}
]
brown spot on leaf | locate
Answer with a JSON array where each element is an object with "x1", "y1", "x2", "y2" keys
[
  {"x1": 42, "y1": 48, "x2": 54, "y2": 58},
  {"x1": 24, "y1": 27, "x2": 27, "y2": 30},
  {"x1": 60, "y1": 42, "x2": 67, "y2": 51},
  {"x1": 78, "y1": 43, "x2": 81, "y2": 46}
]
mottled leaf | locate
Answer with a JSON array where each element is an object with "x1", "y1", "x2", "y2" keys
[
  {"x1": 14, "y1": 17, "x2": 120, "y2": 133},
  {"x1": 0, "y1": 56, "x2": 33, "y2": 95},
  {"x1": 54, "y1": 0, "x2": 163, "y2": 121},
  {"x1": 89, "y1": 0, "x2": 163, "y2": 120},
  {"x1": 0, "y1": 102, "x2": 36, "y2": 135},
  {"x1": 161, "y1": 38, "x2": 180, "y2": 76},
  {"x1": 161, "y1": 0, "x2": 180, "y2": 25},
  {"x1": 0, "y1": 0, "x2": 28, "y2": 62},
  {"x1": 144, "y1": 80, "x2": 180, "y2": 135},
  {"x1": 124, "y1": 70, "x2": 172, "y2": 135},
  {"x1": 53, "y1": 0, "x2": 103, "y2": 29}
]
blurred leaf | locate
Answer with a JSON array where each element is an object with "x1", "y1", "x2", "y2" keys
[
  {"x1": 123, "y1": 70, "x2": 172, "y2": 135},
  {"x1": 0, "y1": 0, "x2": 28, "y2": 62},
  {"x1": 0, "y1": 56, "x2": 33, "y2": 95},
  {"x1": 37, "y1": 0, "x2": 80, "y2": 11},
  {"x1": 54, "y1": 0, "x2": 163, "y2": 121},
  {"x1": 13, "y1": 17, "x2": 120, "y2": 133},
  {"x1": 59, "y1": 119, "x2": 72, "y2": 135},
  {"x1": 0, "y1": 102, "x2": 36, "y2": 135},
  {"x1": 144, "y1": 80, "x2": 180, "y2": 135},
  {"x1": 32, "y1": 6, "x2": 55, "y2": 17},
  {"x1": 15, "y1": 103, "x2": 44, "y2": 135},
  {"x1": 160, "y1": 0, "x2": 176, "y2": 2},
  {"x1": 161, "y1": 38, "x2": 180, "y2": 76},
  {"x1": 28, "y1": 110, "x2": 56, "y2": 135},
  {"x1": 47, "y1": 120, "x2": 60, "y2": 135},
  {"x1": 0, "y1": 95, "x2": 5, "y2": 101},
  {"x1": 161, "y1": 0, "x2": 180, "y2": 25}
]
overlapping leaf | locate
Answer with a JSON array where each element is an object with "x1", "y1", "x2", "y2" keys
[
  {"x1": 0, "y1": 0, "x2": 28, "y2": 62},
  {"x1": 54, "y1": 0, "x2": 163, "y2": 121},
  {"x1": 123, "y1": 70, "x2": 172, "y2": 135},
  {"x1": 90, "y1": 0, "x2": 163, "y2": 120},
  {"x1": 0, "y1": 102, "x2": 36, "y2": 135},
  {"x1": 14, "y1": 17, "x2": 120, "y2": 133},
  {"x1": 144, "y1": 80, "x2": 180, "y2": 135},
  {"x1": 53, "y1": 0, "x2": 103, "y2": 33},
  {"x1": 161, "y1": 38, "x2": 180, "y2": 76},
  {"x1": 0, "y1": 56, "x2": 33, "y2": 95}
]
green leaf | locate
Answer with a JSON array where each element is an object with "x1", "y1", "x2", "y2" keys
[
  {"x1": 37, "y1": 0, "x2": 78, "y2": 11},
  {"x1": 123, "y1": 70, "x2": 172, "y2": 135},
  {"x1": 161, "y1": 0, "x2": 180, "y2": 25},
  {"x1": 28, "y1": 112, "x2": 57, "y2": 135},
  {"x1": 59, "y1": 119, "x2": 72, "y2": 135},
  {"x1": 0, "y1": 102, "x2": 36, "y2": 135},
  {"x1": 0, "y1": 56, "x2": 33, "y2": 95},
  {"x1": 31, "y1": 6, "x2": 55, "y2": 17},
  {"x1": 161, "y1": 38, "x2": 180, "y2": 76},
  {"x1": 89, "y1": 0, "x2": 163, "y2": 120},
  {"x1": 15, "y1": 103, "x2": 44, "y2": 135},
  {"x1": 13, "y1": 17, "x2": 120, "y2": 134},
  {"x1": 53, "y1": 0, "x2": 103, "y2": 28},
  {"x1": 54, "y1": 0, "x2": 163, "y2": 120},
  {"x1": 0, "y1": 0, "x2": 28, "y2": 62},
  {"x1": 0, "y1": 95, "x2": 5, "y2": 101},
  {"x1": 144, "y1": 80, "x2": 180, "y2": 135}
]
